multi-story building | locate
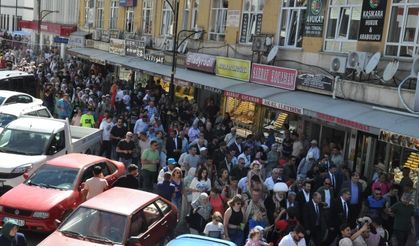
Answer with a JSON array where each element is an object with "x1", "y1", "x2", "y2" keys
[
  {"x1": 0, "y1": 0, "x2": 33, "y2": 33},
  {"x1": 70, "y1": 0, "x2": 419, "y2": 184}
]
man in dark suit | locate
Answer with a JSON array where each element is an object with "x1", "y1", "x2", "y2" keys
[
  {"x1": 328, "y1": 188, "x2": 351, "y2": 244},
  {"x1": 303, "y1": 192, "x2": 325, "y2": 246},
  {"x1": 296, "y1": 180, "x2": 313, "y2": 205},
  {"x1": 229, "y1": 137, "x2": 244, "y2": 157},
  {"x1": 165, "y1": 130, "x2": 182, "y2": 161},
  {"x1": 340, "y1": 171, "x2": 363, "y2": 227},
  {"x1": 326, "y1": 164, "x2": 343, "y2": 196}
]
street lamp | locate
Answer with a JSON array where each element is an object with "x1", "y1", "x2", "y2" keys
[{"x1": 35, "y1": 2, "x2": 59, "y2": 55}]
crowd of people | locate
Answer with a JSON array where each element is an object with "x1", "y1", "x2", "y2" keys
[{"x1": 1, "y1": 44, "x2": 418, "y2": 246}]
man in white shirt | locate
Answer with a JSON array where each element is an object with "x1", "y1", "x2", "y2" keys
[
  {"x1": 82, "y1": 166, "x2": 108, "y2": 200},
  {"x1": 278, "y1": 224, "x2": 306, "y2": 246},
  {"x1": 224, "y1": 127, "x2": 237, "y2": 147},
  {"x1": 99, "y1": 112, "x2": 114, "y2": 159},
  {"x1": 264, "y1": 168, "x2": 284, "y2": 191},
  {"x1": 306, "y1": 140, "x2": 320, "y2": 161},
  {"x1": 133, "y1": 115, "x2": 148, "y2": 134},
  {"x1": 237, "y1": 147, "x2": 252, "y2": 168}
]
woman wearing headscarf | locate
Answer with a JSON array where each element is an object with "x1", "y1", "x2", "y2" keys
[
  {"x1": 189, "y1": 192, "x2": 212, "y2": 234},
  {"x1": 180, "y1": 167, "x2": 196, "y2": 223},
  {"x1": 0, "y1": 219, "x2": 27, "y2": 246}
]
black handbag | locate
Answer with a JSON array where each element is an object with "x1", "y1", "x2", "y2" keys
[{"x1": 187, "y1": 207, "x2": 206, "y2": 232}]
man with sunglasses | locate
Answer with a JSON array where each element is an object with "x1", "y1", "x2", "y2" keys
[{"x1": 278, "y1": 224, "x2": 306, "y2": 246}]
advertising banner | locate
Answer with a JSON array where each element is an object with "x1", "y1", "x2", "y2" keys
[
  {"x1": 215, "y1": 57, "x2": 251, "y2": 81},
  {"x1": 109, "y1": 38, "x2": 125, "y2": 56},
  {"x1": 358, "y1": 0, "x2": 387, "y2": 41},
  {"x1": 305, "y1": 0, "x2": 326, "y2": 37},
  {"x1": 186, "y1": 52, "x2": 216, "y2": 74},
  {"x1": 251, "y1": 63, "x2": 297, "y2": 90}
]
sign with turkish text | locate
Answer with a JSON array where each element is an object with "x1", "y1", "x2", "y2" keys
[
  {"x1": 101, "y1": 30, "x2": 110, "y2": 42},
  {"x1": 224, "y1": 91, "x2": 262, "y2": 104},
  {"x1": 109, "y1": 38, "x2": 126, "y2": 56},
  {"x1": 297, "y1": 74, "x2": 333, "y2": 92},
  {"x1": 53, "y1": 37, "x2": 68, "y2": 44},
  {"x1": 358, "y1": 0, "x2": 387, "y2": 41},
  {"x1": 143, "y1": 53, "x2": 164, "y2": 64},
  {"x1": 316, "y1": 112, "x2": 370, "y2": 132},
  {"x1": 240, "y1": 13, "x2": 263, "y2": 43},
  {"x1": 215, "y1": 57, "x2": 251, "y2": 81},
  {"x1": 68, "y1": 35, "x2": 85, "y2": 48},
  {"x1": 125, "y1": 39, "x2": 145, "y2": 57},
  {"x1": 305, "y1": 0, "x2": 326, "y2": 37},
  {"x1": 93, "y1": 41, "x2": 110, "y2": 51},
  {"x1": 262, "y1": 99, "x2": 303, "y2": 114},
  {"x1": 226, "y1": 10, "x2": 241, "y2": 27},
  {"x1": 186, "y1": 52, "x2": 216, "y2": 74},
  {"x1": 251, "y1": 64, "x2": 297, "y2": 90}
]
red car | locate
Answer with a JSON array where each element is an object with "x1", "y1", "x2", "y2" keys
[
  {"x1": 39, "y1": 187, "x2": 178, "y2": 246},
  {"x1": 0, "y1": 153, "x2": 125, "y2": 232}
]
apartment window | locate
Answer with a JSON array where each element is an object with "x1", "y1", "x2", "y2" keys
[
  {"x1": 85, "y1": 0, "x2": 90, "y2": 26},
  {"x1": 142, "y1": 0, "x2": 153, "y2": 34},
  {"x1": 385, "y1": 0, "x2": 419, "y2": 57},
  {"x1": 161, "y1": 1, "x2": 174, "y2": 36},
  {"x1": 240, "y1": 0, "x2": 265, "y2": 43},
  {"x1": 125, "y1": 7, "x2": 134, "y2": 33},
  {"x1": 278, "y1": 0, "x2": 306, "y2": 47},
  {"x1": 209, "y1": 0, "x2": 228, "y2": 41},
  {"x1": 0, "y1": 14, "x2": 10, "y2": 30},
  {"x1": 191, "y1": 0, "x2": 200, "y2": 29},
  {"x1": 110, "y1": 0, "x2": 119, "y2": 30},
  {"x1": 183, "y1": 0, "x2": 191, "y2": 30},
  {"x1": 324, "y1": 0, "x2": 362, "y2": 52},
  {"x1": 96, "y1": 0, "x2": 104, "y2": 29}
]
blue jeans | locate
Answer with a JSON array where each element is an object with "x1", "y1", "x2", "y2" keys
[
  {"x1": 172, "y1": 196, "x2": 182, "y2": 210},
  {"x1": 142, "y1": 169, "x2": 157, "y2": 192},
  {"x1": 228, "y1": 228, "x2": 244, "y2": 246}
]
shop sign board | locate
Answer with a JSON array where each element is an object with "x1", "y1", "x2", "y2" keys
[
  {"x1": 316, "y1": 112, "x2": 371, "y2": 132},
  {"x1": 215, "y1": 57, "x2": 251, "y2": 81},
  {"x1": 186, "y1": 52, "x2": 216, "y2": 74},
  {"x1": 125, "y1": 39, "x2": 145, "y2": 57},
  {"x1": 93, "y1": 40, "x2": 110, "y2": 51},
  {"x1": 305, "y1": 0, "x2": 326, "y2": 37},
  {"x1": 119, "y1": 0, "x2": 137, "y2": 7},
  {"x1": 224, "y1": 91, "x2": 262, "y2": 104},
  {"x1": 379, "y1": 130, "x2": 419, "y2": 150},
  {"x1": 226, "y1": 10, "x2": 241, "y2": 28},
  {"x1": 358, "y1": 0, "x2": 387, "y2": 41},
  {"x1": 262, "y1": 99, "x2": 303, "y2": 114},
  {"x1": 240, "y1": 13, "x2": 263, "y2": 43},
  {"x1": 68, "y1": 35, "x2": 85, "y2": 48},
  {"x1": 193, "y1": 83, "x2": 223, "y2": 94},
  {"x1": 163, "y1": 77, "x2": 192, "y2": 87},
  {"x1": 53, "y1": 37, "x2": 68, "y2": 44},
  {"x1": 251, "y1": 63, "x2": 297, "y2": 90},
  {"x1": 143, "y1": 53, "x2": 164, "y2": 64},
  {"x1": 109, "y1": 38, "x2": 125, "y2": 55},
  {"x1": 297, "y1": 74, "x2": 333, "y2": 92},
  {"x1": 101, "y1": 30, "x2": 110, "y2": 42}
]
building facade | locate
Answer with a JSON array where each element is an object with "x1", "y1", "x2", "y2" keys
[
  {"x1": 0, "y1": 0, "x2": 33, "y2": 33},
  {"x1": 72, "y1": 0, "x2": 419, "y2": 184}
]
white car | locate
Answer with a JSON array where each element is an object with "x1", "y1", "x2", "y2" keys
[
  {"x1": 0, "y1": 103, "x2": 53, "y2": 132},
  {"x1": 0, "y1": 90, "x2": 43, "y2": 106}
]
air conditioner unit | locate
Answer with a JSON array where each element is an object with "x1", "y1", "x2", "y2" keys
[
  {"x1": 330, "y1": 56, "x2": 347, "y2": 74},
  {"x1": 347, "y1": 51, "x2": 369, "y2": 71},
  {"x1": 92, "y1": 30, "x2": 102, "y2": 41},
  {"x1": 178, "y1": 40, "x2": 188, "y2": 54},
  {"x1": 139, "y1": 36, "x2": 152, "y2": 48},
  {"x1": 165, "y1": 39, "x2": 174, "y2": 51},
  {"x1": 252, "y1": 35, "x2": 268, "y2": 52}
]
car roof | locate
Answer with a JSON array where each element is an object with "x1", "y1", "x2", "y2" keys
[
  {"x1": 47, "y1": 153, "x2": 110, "y2": 169},
  {"x1": 81, "y1": 187, "x2": 159, "y2": 216},
  {"x1": 0, "y1": 70, "x2": 31, "y2": 78},
  {"x1": 0, "y1": 90, "x2": 31, "y2": 97},
  {"x1": 168, "y1": 234, "x2": 237, "y2": 246},
  {"x1": 6, "y1": 117, "x2": 64, "y2": 133},
  {"x1": 0, "y1": 103, "x2": 48, "y2": 116}
]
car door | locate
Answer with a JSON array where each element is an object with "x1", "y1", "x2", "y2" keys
[
  {"x1": 154, "y1": 199, "x2": 173, "y2": 235},
  {"x1": 94, "y1": 161, "x2": 118, "y2": 186},
  {"x1": 137, "y1": 202, "x2": 164, "y2": 245},
  {"x1": 105, "y1": 161, "x2": 120, "y2": 186}
]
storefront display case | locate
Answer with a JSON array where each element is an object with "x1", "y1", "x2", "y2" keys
[{"x1": 225, "y1": 97, "x2": 255, "y2": 137}]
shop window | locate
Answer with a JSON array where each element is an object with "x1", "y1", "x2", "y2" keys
[
  {"x1": 161, "y1": 1, "x2": 174, "y2": 36},
  {"x1": 183, "y1": 0, "x2": 191, "y2": 30},
  {"x1": 240, "y1": 0, "x2": 265, "y2": 44},
  {"x1": 278, "y1": 0, "x2": 307, "y2": 48},
  {"x1": 385, "y1": 2, "x2": 419, "y2": 57},
  {"x1": 226, "y1": 97, "x2": 255, "y2": 137},
  {"x1": 209, "y1": 0, "x2": 228, "y2": 42},
  {"x1": 142, "y1": 0, "x2": 153, "y2": 35},
  {"x1": 324, "y1": 0, "x2": 361, "y2": 52},
  {"x1": 84, "y1": 0, "x2": 90, "y2": 27},
  {"x1": 191, "y1": 0, "x2": 200, "y2": 29},
  {"x1": 96, "y1": 0, "x2": 104, "y2": 29},
  {"x1": 110, "y1": 0, "x2": 119, "y2": 30},
  {"x1": 125, "y1": 7, "x2": 135, "y2": 33}
]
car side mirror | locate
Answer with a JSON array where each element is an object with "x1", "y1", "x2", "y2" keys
[{"x1": 127, "y1": 236, "x2": 140, "y2": 246}]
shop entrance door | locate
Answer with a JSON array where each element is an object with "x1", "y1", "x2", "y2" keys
[{"x1": 355, "y1": 132, "x2": 378, "y2": 179}]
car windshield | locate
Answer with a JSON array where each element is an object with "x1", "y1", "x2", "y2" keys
[
  {"x1": 0, "y1": 129, "x2": 50, "y2": 155},
  {"x1": 0, "y1": 113, "x2": 17, "y2": 127},
  {"x1": 25, "y1": 164, "x2": 79, "y2": 190},
  {"x1": 59, "y1": 207, "x2": 127, "y2": 244}
]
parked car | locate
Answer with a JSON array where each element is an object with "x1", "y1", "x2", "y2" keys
[
  {"x1": 38, "y1": 187, "x2": 178, "y2": 245},
  {"x1": 0, "y1": 153, "x2": 125, "y2": 232},
  {"x1": 0, "y1": 103, "x2": 53, "y2": 133},
  {"x1": 167, "y1": 234, "x2": 237, "y2": 246},
  {"x1": 0, "y1": 117, "x2": 102, "y2": 191},
  {"x1": 0, "y1": 90, "x2": 42, "y2": 106}
]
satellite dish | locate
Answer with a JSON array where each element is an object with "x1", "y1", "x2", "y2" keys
[
  {"x1": 267, "y1": 46, "x2": 279, "y2": 63},
  {"x1": 365, "y1": 52, "x2": 381, "y2": 74},
  {"x1": 382, "y1": 60, "x2": 399, "y2": 81},
  {"x1": 410, "y1": 55, "x2": 419, "y2": 78}
]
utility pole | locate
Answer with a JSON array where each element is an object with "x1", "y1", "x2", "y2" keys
[
  {"x1": 35, "y1": 0, "x2": 41, "y2": 54},
  {"x1": 169, "y1": 0, "x2": 179, "y2": 103}
]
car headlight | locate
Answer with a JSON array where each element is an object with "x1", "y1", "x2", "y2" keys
[
  {"x1": 11, "y1": 164, "x2": 33, "y2": 174},
  {"x1": 33, "y1": 211, "x2": 49, "y2": 219}
]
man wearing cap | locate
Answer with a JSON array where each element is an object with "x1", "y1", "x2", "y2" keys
[
  {"x1": 157, "y1": 158, "x2": 177, "y2": 183},
  {"x1": 0, "y1": 219, "x2": 27, "y2": 246},
  {"x1": 116, "y1": 132, "x2": 135, "y2": 170},
  {"x1": 306, "y1": 140, "x2": 320, "y2": 161}
]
